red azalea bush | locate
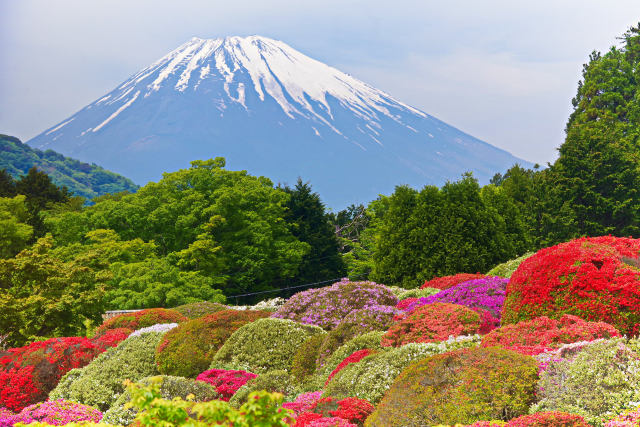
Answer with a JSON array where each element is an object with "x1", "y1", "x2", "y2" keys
[
  {"x1": 295, "y1": 413, "x2": 357, "y2": 427},
  {"x1": 506, "y1": 411, "x2": 590, "y2": 426},
  {"x1": 295, "y1": 396, "x2": 374, "y2": 427},
  {"x1": 326, "y1": 349, "x2": 374, "y2": 385},
  {"x1": 195, "y1": 369, "x2": 257, "y2": 401},
  {"x1": 382, "y1": 303, "x2": 482, "y2": 347},
  {"x1": 481, "y1": 314, "x2": 621, "y2": 355},
  {"x1": 0, "y1": 337, "x2": 107, "y2": 411},
  {"x1": 395, "y1": 298, "x2": 419, "y2": 310},
  {"x1": 91, "y1": 328, "x2": 131, "y2": 351},
  {"x1": 94, "y1": 308, "x2": 187, "y2": 337},
  {"x1": 421, "y1": 273, "x2": 486, "y2": 290},
  {"x1": 502, "y1": 236, "x2": 640, "y2": 335}
]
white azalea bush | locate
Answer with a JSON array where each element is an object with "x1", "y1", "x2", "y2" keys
[
  {"x1": 210, "y1": 318, "x2": 325, "y2": 374},
  {"x1": 323, "y1": 334, "x2": 481, "y2": 404}
]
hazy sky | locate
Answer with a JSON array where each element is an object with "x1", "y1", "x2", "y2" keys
[{"x1": 1, "y1": 1, "x2": 639, "y2": 164}]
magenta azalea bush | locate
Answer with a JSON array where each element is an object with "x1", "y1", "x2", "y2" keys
[
  {"x1": 195, "y1": 369, "x2": 257, "y2": 401},
  {"x1": 0, "y1": 399, "x2": 101, "y2": 426},
  {"x1": 404, "y1": 276, "x2": 508, "y2": 330},
  {"x1": 272, "y1": 280, "x2": 398, "y2": 330}
]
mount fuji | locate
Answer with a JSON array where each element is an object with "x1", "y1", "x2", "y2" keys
[{"x1": 28, "y1": 36, "x2": 530, "y2": 207}]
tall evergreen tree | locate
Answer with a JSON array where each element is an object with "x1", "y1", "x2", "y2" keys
[
  {"x1": 281, "y1": 178, "x2": 345, "y2": 287},
  {"x1": 0, "y1": 169, "x2": 16, "y2": 198}
]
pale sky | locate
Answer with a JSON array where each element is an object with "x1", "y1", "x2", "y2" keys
[{"x1": 1, "y1": 0, "x2": 639, "y2": 165}]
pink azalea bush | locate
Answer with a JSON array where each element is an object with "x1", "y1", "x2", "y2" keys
[
  {"x1": 283, "y1": 392, "x2": 323, "y2": 417},
  {"x1": 195, "y1": 369, "x2": 257, "y2": 401},
  {"x1": 272, "y1": 279, "x2": 397, "y2": 330},
  {"x1": 0, "y1": 399, "x2": 101, "y2": 426}
]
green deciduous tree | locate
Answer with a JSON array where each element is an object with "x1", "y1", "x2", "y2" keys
[{"x1": 0, "y1": 195, "x2": 33, "y2": 258}]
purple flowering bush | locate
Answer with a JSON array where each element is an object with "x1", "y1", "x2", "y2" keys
[
  {"x1": 404, "y1": 276, "x2": 508, "y2": 331},
  {"x1": 0, "y1": 399, "x2": 101, "y2": 426},
  {"x1": 315, "y1": 305, "x2": 400, "y2": 369},
  {"x1": 272, "y1": 279, "x2": 398, "y2": 330}
]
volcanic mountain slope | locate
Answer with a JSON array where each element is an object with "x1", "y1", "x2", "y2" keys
[{"x1": 28, "y1": 36, "x2": 530, "y2": 207}]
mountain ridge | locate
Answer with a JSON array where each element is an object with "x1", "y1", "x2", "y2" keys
[{"x1": 28, "y1": 35, "x2": 531, "y2": 208}]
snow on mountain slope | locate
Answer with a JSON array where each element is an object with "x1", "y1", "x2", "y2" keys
[{"x1": 28, "y1": 36, "x2": 531, "y2": 207}]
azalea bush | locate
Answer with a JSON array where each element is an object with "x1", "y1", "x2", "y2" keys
[
  {"x1": 298, "y1": 396, "x2": 374, "y2": 427},
  {"x1": 211, "y1": 318, "x2": 325, "y2": 374},
  {"x1": 172, "y1": 301, "x2": 229, "y2": 319},
  {"x1": 487, "y1": 253, "x2": 534, "y2": 278},
  {"x1": 272, "y1": 280, "x2": 398, "y2": 330},
  {"x1": 531, "y1": 337, "x2": 640, "y2": 426},
  {"x1": 421, "y1": 273, "x2": 486, "y2": 290},
  {"x1": 129, "y1": 323, "x2": 178, "y2": 337},
  {"x1": 0, "y1": 337, "x2": 113, "y2": 411},
  {"x1": 382, "y1": 303, "x2": 482, "y2": 347},
  {"x1": 101, "y1": 375, "x2": 218, "y2": 426},
  {"x1": 292, "y1": 334, "x2": 326, "y2": 381},
  {"x1": 366, "y1": 347, "x2": 538, "y2": 426},
  {"x1": 91, "y1": 328, "x2": 131, "y2": 350},
  {"x1": 195, "y1": 369, "x2": 257, "y2": 401},
  {"x1": 324, "y1": 335, "x2": 481, "y2": 404},
  {"x1": 49, "y1": 332, "x2": 166, "y2": 411},
  {"x1": 94, "y1": 308, "x2": 186, "y2": 337},
  {"x1": 502, "y1": 236, "x2": 640, "y2": 334},
  {"x1": 155, "y1": 309, "x2": 270, "y2": 377},
  {"x1": 506, "y1": 412, "x2": 591, "y2": 426},
  {"x1": 396, "y1": 287, "x2": 440, "y2": 301},
  {"x1": 315, "y1": 305, "x2": 399, "y2": 367},
  {"x1": 318, "y1": 331, "x2": 385, "y2": 379},
  {"x1": 481, "y1": 314, "x2": 620, "y2": 355},
  {"x1": 326, "y1": 349, "x2": 375, "y2": 385},
  {"x1": 0, "y1": 399, "x2": 102, "y2": 426},
  {"x1": 233, "y1": 297, "x2": 288, "y2": 312},
  {"x1": 605, "y1": 405, "x2": 640, "y2": 426},
  {"x1": 229, "y1": 370, "x2": 298, "y2": 409}
]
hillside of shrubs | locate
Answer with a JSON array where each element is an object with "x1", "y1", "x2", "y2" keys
[
  {"x1": 3, "y1": 237, "x2": 640, "y2": 426},
  {"x1": 2, "y1": 20, "x2": 640, "y2": 427}
]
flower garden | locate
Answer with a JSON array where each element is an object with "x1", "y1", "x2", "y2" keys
[{"x1": 3, "y1": 235, "x2": 640, "y2": 426}]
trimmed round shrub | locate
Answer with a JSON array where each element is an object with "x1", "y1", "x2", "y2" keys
[
  {"x1": 283, "y1": 391, "x2": 323, "y2": 417},
  {"x1": 487, "y1": 253, "x2": 534, "y2": 278},
  {"x1": 324, "y1": 335, "x2": 481, "y2": 404},
  {"x1": 365, "y1": 347, "x2": 538, "y2": 426},
  {"x1": 395, "y1": 298, "x2": 419, "y2": 310},
  {"x1": 129, "y1": 322, "x2": 178, "y2": 337},
  {"x1": 531, "y1": 337, "x2": 640, "y2": 426},
  {"x1": 292, "y1": 334, "x2": 326, "y2": 381},
  {"x1": 421, "y1": 273, "x2": 486, "y2": 290},
  {"x1": 211, "y1": 318, "x2": 325, "y2": 374},
  {"x1": 95, "y1": 308, "x2": 186, "y2": 336},
  {"x1": 397, "y1": 287, "x2": 440, "y2": 301},
  {"x1": 172, "y1": 301, "x2": 229, "y2": 318},
  {"x1": 301, "y1": 396, "x2": 374, "y2": 426},
  {"x1": 605, "y1": 405, "x2": 640, "y2": 426},
  {"x1": 506, "y1": 412, "x2": 590, "y2": 427},
  {"x1": 91, "y1": 328, "x2": 131, "y2": 351},
  {"x1": 481, "y1": 314, "x2": 620, "y2": 355},
  {"x1": 502, "y1": 236, "x2": 640, "y2": 335},
  {"x1": 382, "y1": 303, "x2": 482, "y2": 347},
  {"x1": 196, "y1": 369, "x2": 257, "y2": 401},
  {"x1": 318, "y1": 331, "x2": 385, "y2": 378},
  {"x1": 229, "y1": 370, "x2": 298, "y2": 409},
  {"x1": 272, "y1": 280, "x2": 398, "y2": 330},
  {"x1": 49, "y1": 332, "x2": 166, "y2": 411},
  {"x1": 155, "y1": 309, "x2": 270, "y2": 378},
  {"x1": 3, "y1": 399, "x2": 102, "y2": 426},
  {"x1": 316, "y1": 305, "x2": 399, "y2": 367},
  {"x1": 102, "y1": 375, "x2": 218, "y2": 426},
  {"x1": 326, "y1": 349, "x2": 375, "y2": 385},
  {"x1": 0, "y1": 337, "x2": 108, "y2": 411}
]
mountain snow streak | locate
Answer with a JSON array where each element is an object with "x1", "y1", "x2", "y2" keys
[{"x1": 28, "y1": 36, "x2": 530, "y2": 207}]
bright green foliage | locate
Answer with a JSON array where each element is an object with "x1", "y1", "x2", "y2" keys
[
  {"x1": 45, "y1": 158, "x2": 310, "y2": 296},
  {"x1": 172, "y1": 301, "x2": 229, "y2": 318},
  {"x1": 486, "y1": 252, "x2": 534, "y2": 278},
  {"x1": 229, "y1": 370, "x2": 299, "y2": 409},
  {"x1": 291, "y1": 333, "x2": 326, "y2": 381},
  {"x1": 324, "y1": 335, "x2": 481, "y2": 405},
  {"x1": 318, "y1": 331, "x2": 385, "y2": 378},
  {"x1": 397, "y1": 287, "x2": 440, "y2": 300},
  {"x1": 211, "y1": 318, "x2": 325, "y2": 374},
  {"x1": 330, "y1": 203, "x2": 374, "y2": 280},
  {"x1": 370, "y1": 175, "x2": 524, "y2": 288},
  {"x1": 156, "y1": 309, "x2": 270, "y2": 378},
  {"x1": 531, "y1": 337, "x2": 640, "y2": 426},
  {"x1": 49, "y1": 332, "x2": 164, "y2": 411},
  {"x1": 365, "y1": 347, "x2": 539, "y2": 426},
  {"x1": 0, "y1": 235, "x2": 106, "y2": 346},
  {"x1": 125, "y1": 378, "x2": 294, "y2": 427},
  {"x1": 0, "y1": 134, "x2": 137, "y2": 201},
  {"x1": 102, "y1": 375, "x2": 219, "y2": 426},
  {"x1": 0, "y1": 195, "x2": 33, "y2": 258},
  {"x1": 280, "y1": 178, "x2": 345, "y2": 287}
]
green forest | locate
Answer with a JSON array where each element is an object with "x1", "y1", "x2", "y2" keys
[{"x1": 1, "y1": 25, "x2": 640, "y2": 347}]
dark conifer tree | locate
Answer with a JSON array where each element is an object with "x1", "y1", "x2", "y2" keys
[{"x1": 0, "y1": 169, "x2": 16, "y2": 198}]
